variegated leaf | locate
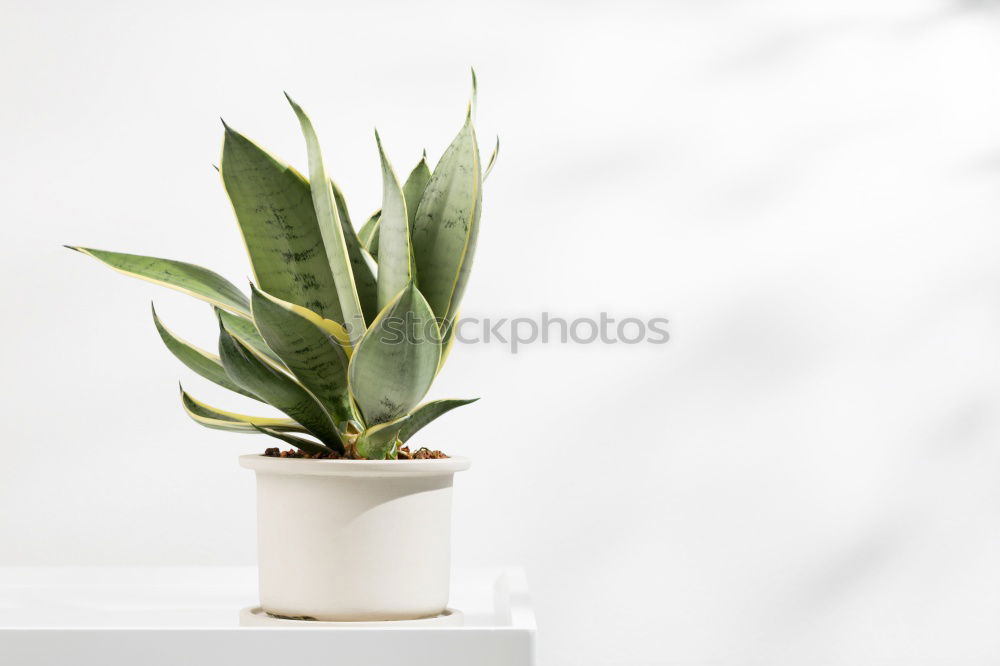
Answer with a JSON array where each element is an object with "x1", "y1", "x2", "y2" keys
[
  {"x1": 358, "y1": 211, "x2": 381, "y2": 252},
  {"x1": 437, "y1": 316, "x2": 459, "y2": 373},
  {"x1": 152, "y1": 304, "x2": 259, "y2": 400},
  {"x1": 348, "y1": 283, "x2": 441, "y2": 426},
  {"x1": 251, "y1": 425, "x2": 332, "y2": 455},
  {"x1": 411, "y1": 116, "x2": 482, "y2": 330},
  {"x1": 483, "y1": 136, "x2": 499, "y2": 181},
  {"x1": 356, "y1": 415, "x2": 410, "y2": 460},
  {"x1": 398, "y1": 398, "x2": 478, "y2": 444},
  {"x1": 331, "y1": 180, "x2": 379, "y2": 324},
  {"x1": 374, "y1": 131, "x2": 413, "y2": 310},
  {"x1": 214, "y1": 308, "x2": 284, "y2": 366},
  {"x1": 179, "y1": 387, "x2": 307, "y2": 433},
  {"x1": 66, "y1": 246, "x2": 250, "y2": 315},
  {"x1": 402, "y1": 154, "x2": 431, "y2": 227},
  {"x1": 250, "y1": 285, "x2": 353, "y2": 424},
  {"x1": 219, "y1": 123, "x2": 344, "y2": 322},
  {"x1": 286, "y1": 95, "x2": 366, "y2": 346},
  {"x1": 218, "y1": 315, "x2": 344, "y2": 452}
]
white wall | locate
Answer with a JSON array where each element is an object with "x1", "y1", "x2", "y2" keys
[{"x1": 4, "y1": 0, "x2": 1000, "y2": 664}]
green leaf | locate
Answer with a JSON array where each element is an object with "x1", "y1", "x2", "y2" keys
[
  {"x1": 331, "y1": 180, "x2": 379, "y2": 324},
  {"x1": 66, "y1": 246, "x2": 250, "y2": 315},
  {"x1": 219, "y1": 123, "x2": 344, "y2": 322},
  {"x1": 374, "y1": 131, "x2": 413, "y2": 311},
  {"x1": 469, "y1": 67, "x2": 478, "y2": 121},
  {"x1": 437, "y1": 315, "x2": 458, "y2": 373},
  {"x1": 367, "y1": 215, "x2": 381, "y2": 260},
  {"x1": 399, "y1": 398, "x2": 478, "y2": 444},
  {"x1": 152, "y1": 304, "x2": 259, "y2": 400},
  {"x1": 348, "y1": 283, "x2": 442, "y2": 426},
  {"x1": 402, "y1": 154, "x2": 431, "y2": 227},
  {"x1": 411, "y1": 116, "x2": 482, "y2": 330},
  {"x1": 358, "y1": 211, "x2": 381, "y2": 252},
  {"x1": 251, "y1": 425, "x2": 333, "y2": 455},
  {"x1": 215, "y1": 308, "x2": 284, "y2": 366},
  {"x1": 356, "y1": 416, "x2": 410, "y2": 460},
  {"x1": 179, "y1": 387, "x2": 307, "y2": 433},
  {"x1": 286, "y1": 94, "x2": 366, "y2": 346},
  {"x1": 250, "y1": 285, "x2": 353, "y2": 424},
  {"x1": 218, "y1": 316, "x2": 344, "y2": 452},
  {"x1": 363, "y1": 154, "x2": 429, "y2": 268},
  {"x1": 483, "y1": 136, "x2": 499, "y2": 181}
]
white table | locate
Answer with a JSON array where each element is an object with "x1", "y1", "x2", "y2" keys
[{"x1": 0, "y1": 567, "x2": 536, "y2": 666}]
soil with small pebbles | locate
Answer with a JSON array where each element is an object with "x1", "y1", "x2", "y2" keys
[{"x1": 262, "y1": 446, "x2": 448, "y2": 460}]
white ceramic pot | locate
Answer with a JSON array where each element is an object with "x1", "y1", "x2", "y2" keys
[{"x1": 239, "y1": 455, "x2": 471, "y2": 621}]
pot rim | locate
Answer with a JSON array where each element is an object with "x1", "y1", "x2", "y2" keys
[{"x1": 239, "y1": 454, "x2": 471, "y2": 478}]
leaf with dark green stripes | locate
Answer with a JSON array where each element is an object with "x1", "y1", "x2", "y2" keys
[
  {"x1": 411, "y1": 116, "x2": 482, "y2": 331},
  {"x1": 399, "y1": 398, "x2": 478, "y2": 443},
  {"x1": 250, "y1": 285, "x2": 353, "y2": 424},
  {"x1": 66, "y1": 246, "x2": 250, "y2": 315},
  {"x1": 348, "y1": 283, "x2": 441, "y2": 426},
  {"x1": 286, "y1": 95, "x2": 366, "y2": 345},
  {"x1": 218, "y1": 316, "x2": 344, "y2": 452},
  {"x1": 220, "y1": 122, "x2": 344, "y2": 322},
  {"x1": 152, "y1": 304, "x2": 259, "y2": 400}
]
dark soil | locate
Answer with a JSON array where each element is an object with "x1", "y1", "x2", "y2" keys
[
  {"x1": 263, "y1": 446, "x2": 448, "y2": 460},
  {"x1": 263, "y1": 447, "x2": 342, "y2": 459},
  {"x1": 397, "y1": 446, "x2": 449, "y2": 460}
]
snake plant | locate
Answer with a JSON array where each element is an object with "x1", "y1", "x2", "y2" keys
[{"x1": 67, "y1": 76, "x2": 498, "y2": 460}]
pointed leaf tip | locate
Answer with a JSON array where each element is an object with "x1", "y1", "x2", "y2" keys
[
  {"x1": 469, "y1": 68, "x2": 479, "y2": 121},
  {"x1": 396, "y1": 397, "x2": 480, "y2": 444},
  {"x1": 484, "y1": 136, "x2": 500, "y2": 181},
  {"x1": 286, "y1": 91, "x2": 367, "y2": 344},
  {"x1": 64, "y1": 247, "x2": 252, "y2": 315},
  {"x1": 411, "y1": 107, "x2": 483, "y2": 326},
  {"x1": 284, "y1": 92, "x2": 302, "y2": 115}
]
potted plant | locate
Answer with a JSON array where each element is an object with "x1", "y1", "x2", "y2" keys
[{"x1": 66, "y1": 75, "x2": 497, "y2": 621}]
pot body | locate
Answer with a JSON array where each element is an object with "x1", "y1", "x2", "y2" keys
[{"x1": 239, "y1": 455, "x2": 470, "y2": 621}]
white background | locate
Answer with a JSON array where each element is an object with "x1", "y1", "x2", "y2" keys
[{"x1": 3, "y1": 1, "x2": 1000, "y2": 664}]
